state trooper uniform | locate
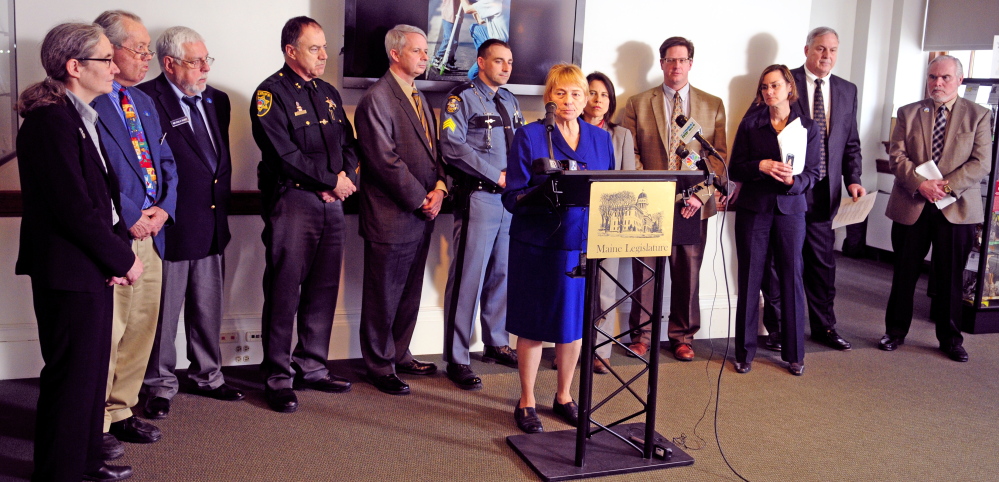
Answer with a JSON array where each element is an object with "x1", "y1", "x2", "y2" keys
[
  {"x1": 440, "y1": 77, "x2": 523, "y2": 369},
  {"x1": 250, "y1": 64, "x2": 359, "y2": 392}
]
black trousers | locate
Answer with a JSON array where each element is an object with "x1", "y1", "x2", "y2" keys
[
  {"x1": 885, "y1": 203, "x2": 972, "y2": 348},
  {"x1": 31, "y1": 281, "x2": 114, "y2": 481},
  {"x1": 359, "y1": 223, "x2": 434, "y2": 376}
]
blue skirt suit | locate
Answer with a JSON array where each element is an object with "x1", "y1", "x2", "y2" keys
[
  {"x1": 729, "y1": 105, "x2": 821, "y2": 365},
  {"x1": 502, "y1": 119, "x2": 615, "y2": 343}
]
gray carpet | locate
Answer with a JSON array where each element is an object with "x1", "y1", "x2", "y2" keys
[{"x1": 2, "y1": 255, "x2": 998, "y2": 481}]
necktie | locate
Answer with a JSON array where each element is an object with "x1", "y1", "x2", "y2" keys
[
  {"x1": 492, "y1": 94, "x2": 514, "y2": 150},
  {"x1": 931, "y1": 105, "x2": 947, "y2": 164},
  {"x1": 182, "y1": 95, "x2": 218, "y2": 171},
  {"x1": 119, "y1": 88, "x2": 157, "y2": 202},
  {"x1": 813, "y1": 78, "x2": 828, "y2": 179},
  {"x1": 412, "y1": 87, "x2": 432, "y2": 148},
  {"x1": 669, "y1": 91, "x2": 683, "y2": 170}
]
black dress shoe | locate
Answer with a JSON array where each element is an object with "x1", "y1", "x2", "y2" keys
[
  {"x1": 734, "y1": 361, "x2": 752, "y2": 374},
  {"x1": 553, "y1": 398, "x2": 579, "y2": 427},
  {"x1": 142, "y1": 396, "x2": 170, "y2": 420},
  {"x1": 396, "y1": 359, "x2": 438, "y2": 376},
  {"x1": 943, "y1": 345, "x2": 969, "y2": 362},
  {"x1": 814, "y1": 329, "x2": 852, "y2": 350},
  {"x1": 878, "y1": 334, "x2": 904, "y2": 351},
  {"x1": 294, "y1": 374, "x2": 352, "y2": 393},
  {"x1": 193, "y1": 384, "x2": 246, "y2": 401},
  {"x1": 108, "y1": 416, "x2": 161, "y2": 444},
  {"x1": 482, "y1": 345, "x2": 519, "y2": 368},
  {"x1": 446, "y1": 363, "x2": 483, "y2": 390},
  {"x1": 370, "y1": 374, "x2": 410, "y2": 395},
  {"x1": 514, "y1": 405, "x2": 544, "y2": 433},
  {"x1": 265, "y1": 388, "x2": 299, "y2": 413},
  {"x1": 83, "y1": 463, "x2": 133, "y2": 481},
  {"x1": 788, "y1": 362, "x2": 804, "y2": 376},
  {"x1": 763, "y1": 332, "x2": 782, "y2": 352},
  {"x1": 101, "y1": 433, "x2": 124, "y2": 461}
]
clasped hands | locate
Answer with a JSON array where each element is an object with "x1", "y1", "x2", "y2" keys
[
  {"x1": 918, "y1": 179, "x2": 950, "y2": 203},
  {"x1": 317, "y1": 172, "x2": 358, "y2": 203},
  {"x1": 128, "y1": 205, "x2": 169, "y2": 241},
  {"x1": 108, "y1": 255, "x2": 144, "y2": 287}
]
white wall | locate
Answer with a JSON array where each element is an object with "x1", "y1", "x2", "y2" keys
[{"x1": 0, "y1": 0, "x2": 927, "y2": 379}]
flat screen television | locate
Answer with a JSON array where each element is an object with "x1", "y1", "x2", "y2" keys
[{"x1": 342, "y1": 0, "x2": 586, "y2": 95}]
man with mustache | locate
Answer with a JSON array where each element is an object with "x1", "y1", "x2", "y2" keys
[
  {"x1": 137, "y1": 26, "x2": 244, "y2": 421},
  {"x1": 250, "y1": 16, "x2": 359, "y2": 412},
  {"x1": 881, "y1": 55, "x2": 992, "y2": 362}
]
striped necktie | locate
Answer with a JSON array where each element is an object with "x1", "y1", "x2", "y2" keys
[
  {"x1": 412, "y1": 87, "x2": 432, "y2": 148},
  {"x1": 669, "y1": 91, "x2": 683, "y2": 170},
  {"x1": 931, "y1": 105, "x2": 947, "y2": 164}
]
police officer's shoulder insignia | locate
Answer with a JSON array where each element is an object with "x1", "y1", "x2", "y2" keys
[
  {"x1": 442, "y1": 118, "x2": 457, "y2": 132},
  {"x1": 446, "y1": 95, "x2": 461, "y2": 114},
  {"x1": 256, "y1": 91, "x2": 273, "y2": 117}
]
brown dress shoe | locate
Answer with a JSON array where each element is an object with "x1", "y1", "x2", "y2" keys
[
  {"x1": 626, "y1": 342, "x2": 649, "y2": 358},
  {"x1": 593, "y1": 358, "x2": 610, "y2": 374},
  {"x1": 673, "y1": 343, "x2": 695, "y2": 361}
]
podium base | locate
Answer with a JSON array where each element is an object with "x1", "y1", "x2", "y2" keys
[{"x1": 506, "y1": 423, "x2": 693, "y2": 481}]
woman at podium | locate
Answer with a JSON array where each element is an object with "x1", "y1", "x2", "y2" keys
[
  {"x1": 729, "y1": 64, "x2": 821, "y2": 376},
  {"x1": 502, "y1": 63, "x2": 614, "y2": 433}
]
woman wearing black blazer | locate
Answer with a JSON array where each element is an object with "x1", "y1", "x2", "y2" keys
[
  {"x1": 16, "y1": 23, "x2": 140, "y2": 481},
  {"x1": 729, "y1": 64, "x2": 821, "y2": 376}
]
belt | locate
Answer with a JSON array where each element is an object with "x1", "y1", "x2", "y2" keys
[
  {"x1": 469, "y1": 180, "x2": 503, "y2": 194},
  {"x1": 278, "y1": 179, "x2": 323, "y2": 191}
]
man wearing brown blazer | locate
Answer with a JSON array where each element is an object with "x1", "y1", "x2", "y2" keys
[
  {"x1": 355, "y1": 25, "x2": 447, "y2": 395},
  {"x1": 622, "y1": 36, "x2": 728, "y2": 361},
  {"x1": 881, "y1": 55, "x2": 993, "y2": 362}
]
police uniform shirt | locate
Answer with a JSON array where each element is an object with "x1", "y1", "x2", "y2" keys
[
  {"x1": 439, "y1": 77, "x2": 523, "y2": 185},
  {"x1": 251, "y1": 64, "x2": 359, "y2": 190}
]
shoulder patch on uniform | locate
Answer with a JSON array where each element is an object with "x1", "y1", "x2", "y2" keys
[
  {"x1": 442, "y1": 118, "x2": 457, "y2": 132},
  {"x1": 446, "y1": 95, "x2": 461, "y2": 114},
  {"x1": 256, "y1": 91, "x2": 273, "y2": 117}
]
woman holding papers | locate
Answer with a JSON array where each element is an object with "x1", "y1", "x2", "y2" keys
[{"x1": 729, "y1": 64, "x2": 821, "y2": 376}]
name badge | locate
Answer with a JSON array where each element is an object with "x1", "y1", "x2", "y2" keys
[{"x1": 170, "y1": 116, "x2": 190, "y2": 128}]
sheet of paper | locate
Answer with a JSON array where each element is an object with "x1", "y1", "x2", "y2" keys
[
  {"x1": 831, "y1": 193, "x2": 877, "y2": 229},
  {"x1": 914, "y1": 161, "x2": 958, "y2": 209},
  {"x1": 777, "y1": 118, "x2": 807, "y2": 175}
]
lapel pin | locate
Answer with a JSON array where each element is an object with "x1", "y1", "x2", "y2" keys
[{"x1": 923, "y1": 107, "x2": 930, "y2": 113}]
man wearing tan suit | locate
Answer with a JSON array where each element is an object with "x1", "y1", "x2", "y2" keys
[
  {"x1": 880, "y1": 55, "x2": 992, "y2": 362},
  {"x1": 622, "y1": 36, "x2": 727, "y2": 361}
]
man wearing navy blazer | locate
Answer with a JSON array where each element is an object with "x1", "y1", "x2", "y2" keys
[
  {"x1": 761, "y1": 27, "x2": 864, "y2": 352},
  {"x1": 355, "y1": 25, "x2": 447, "y2": 396},
  {"x1": 137, "y1": 26, "x2": 244, "y2": 422},
  {"x1": 92, "y1": 10, "x2": 177, "y2": 456}
]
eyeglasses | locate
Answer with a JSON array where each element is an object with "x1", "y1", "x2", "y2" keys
[
  {"x1": 174, "y1": 56, "x2": 215, "y2": 69},
  {"x1": 662, "y1": 58, "x2": 692, "y2": 65},
  {"x1": 116, "y1": 44, "x2": 155, "y2": 60},
  {"x1": 76, "y1": 58, "x2": 113, "y2": 67}
]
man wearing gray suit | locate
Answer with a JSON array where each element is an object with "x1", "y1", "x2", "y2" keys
[
  {"x1": 355, "y1": 25, "x2": 447, "y2": 396},
  {"x1": 622, "y1": 36, "x2": 728, "y2": 362},
  {"x1": 880, "y1": 55, "x2": 992, "y2": 362}
]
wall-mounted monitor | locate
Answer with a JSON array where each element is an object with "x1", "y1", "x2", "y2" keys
[{"x1": 342, "y1": 0, "x2": 586, "y2": 95}]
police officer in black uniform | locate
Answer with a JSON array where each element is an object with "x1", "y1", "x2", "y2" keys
[
  {"x1": 250, "y1": 16, "x2": 358, "y2": 413},
  {"x1": 440, "y1": 39, "x2": 524, "y2": 390}
]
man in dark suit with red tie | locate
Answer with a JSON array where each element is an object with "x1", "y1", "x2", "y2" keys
[
  {"x1": 137, "y1": 26, "x2": 244, "y2": 421},
  {"x1": 355, "y1": 24, "x2": 448, "y2": 396},
  {"x1": 761, "y1": 27, "x2": 864, "y2": 352}
]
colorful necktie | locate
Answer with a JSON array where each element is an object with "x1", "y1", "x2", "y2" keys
[
  {"x1": 813, "y1": 78, "x2": 828, "y2": 179},
  {"x1": 182, "y1": 95, "x2": 218, "y2": 171},
  {"x1": 931, "y1": 105, "x2": 947, "y2": 164},
  {"x1": 669, "y1": 91, "x2": 683, "y2": 170},
  {"x1": 119, "y1": 87, "x2": 157, "y2": 201}
]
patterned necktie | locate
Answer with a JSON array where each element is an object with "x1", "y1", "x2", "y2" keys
[
  {"x1": 412, "y1": 87, "x2": 432, "y2": 148},
  {"x1": 669, "y1": 91, "x2": 683, "y2": 170},
  {"x1": 119, "y1": 87, "x2": 157, "y2": 201},
  {"x1": 931, "y1": 105, "x2": 947, "y2": 164},
  {"x1": 813, "y1": 78, "x2": 828, "y2": 179},
  {"x1": 182, "y1": 95, "x2": 218, "y2": 171}
]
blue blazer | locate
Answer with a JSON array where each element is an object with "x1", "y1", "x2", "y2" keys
[
  {"x1": 93, "y1": 87, "x2": 177, "y2": 254},
  {"x1": 729, "y1": 104, "x2": 821, "y2": 215},
  {"x1": 502, "y1": 119, "x2": 615, "y2": 250}
]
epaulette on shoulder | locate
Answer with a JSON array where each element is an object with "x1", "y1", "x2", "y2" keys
[{"x1": 448, "y1": 82, "x2": 476, "y2": 96}]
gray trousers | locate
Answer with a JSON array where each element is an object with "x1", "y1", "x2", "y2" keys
[
  {"x1": 143, "y1": 254, "x2": 225, "y2": 399},
  {"x1": 443, "y1": 191, "x2": 511, "y2": 364}
]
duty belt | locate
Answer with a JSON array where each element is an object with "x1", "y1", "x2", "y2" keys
[{"x1": 469, "y1": 179, "x2": 503, "y2": 194}]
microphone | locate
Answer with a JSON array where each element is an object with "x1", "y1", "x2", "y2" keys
[
  {"x1": 675, "y1": 145, "x2": 728, "y2": 196},
  {"x1": 543, "y1": 102, "x2": 556, "y2": 131},
  {"x1": 674, "y1": 115, "x2": 721, "y2": 160}
]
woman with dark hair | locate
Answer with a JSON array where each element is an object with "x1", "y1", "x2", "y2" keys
[
  {"x1": 581, "y1": 71, "x2": 636, "y2": 374},
  {"x1": 503, "y1": 63, "x2": 615, "y2": 433},
  {"x1": 729, "y1": 64, "x2": 820, "y2": 376},
  {"x1": 16, "y1": 22, "x2": 140, "y2": 481}
]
